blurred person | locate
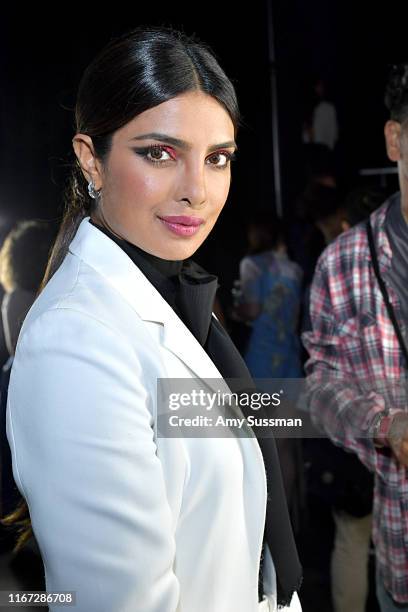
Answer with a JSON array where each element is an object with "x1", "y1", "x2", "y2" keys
[
  {"x1": 302, "y1": 143, "x2": 337, "y2": 189},
  {"x1": 303, "y1": 188, "x2": 384, "y2": 612},
  {"x1": 0, "y1": 221, "x2": 55, "y2": 579},
  {"x1": 235, "y1": 213, "x2": 304, "y2": 533},
  {"x1": 303, "y1": 79, "x2": 338, "y2": 151},
  {"x1": 302, "y1": 183, "x2": 345, "y2": 246},
  {"x1": 341, "y1": 187, "x2": 386, "y2": 233},
  {"x1": 303, "y1": 63, "x2": 408, "y2": 611},
  {"x1": 329, "y1": 188, "x2": 384, "y2": 612},
  {"x1": 289, "y1": 145, "x2": 337, "y2": 288},
  {"x1": 0, "y1": 221, "x2": 54, "y2": 357},
  {"x1": 235, "y1": 213, "x2": 303, "y2": 379},
  {"x1": 0, "y1": 221, "x2": 55, "y2": 508},
  {"x1": 4, "y1": 26, "x2": 301, "y2": 612},
  {"x1": 300, "y1": 184, "x2": 345, "y2": 334}
]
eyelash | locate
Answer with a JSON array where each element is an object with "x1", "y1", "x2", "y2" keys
[{"x1": 133, "y1": 144, "x2": 237, "y2": 169}]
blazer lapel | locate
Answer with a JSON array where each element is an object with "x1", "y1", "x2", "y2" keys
[
  {"x1": 68, "y1": 217, "x2": 232, "y2": 396},
  {"x1": 69, "y1": 218, "x2": 268, "y2": 573}
]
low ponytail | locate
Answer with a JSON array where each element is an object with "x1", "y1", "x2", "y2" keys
[{"x1": 39, "y1": 160, "x2": 94, "y2": 293}]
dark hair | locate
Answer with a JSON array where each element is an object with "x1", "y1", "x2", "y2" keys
[
  {"x1": 384, "y1": 62, "x2": 408, "y2": 123},
  {"x1": 301, "y1": 183, "x2": 343, "y2": 224},
  {"x1": 41, "y1": 25, "x2": 241, "y2": 291},
  {"x1": 0, "y1": 221, "x2": 56, "y2": 293},
  {"x1": 302, "y1": 143, "x2": 336, "y2": 185},
  {"x1": 2, "y1": 23, "x2": 241, "y2": 557},
  {"x1": 343, "y1": 187, "x2": 385, "y2": 228},
  {"x1": 246, "y1": 211, "x2": 285, "y2": 255}
]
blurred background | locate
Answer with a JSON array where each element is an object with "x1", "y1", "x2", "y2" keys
[{"x1": 1, "y1": 1, "x2": 407, "y2": 610}]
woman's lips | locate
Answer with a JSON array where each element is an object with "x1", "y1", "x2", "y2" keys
[{"x1": 158, "y1": 215, "x2": 204, "y2": 237}]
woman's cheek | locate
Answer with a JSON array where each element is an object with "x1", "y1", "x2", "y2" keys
[{"x1": 139, "y1": 174, "x2": 170, "y2": 198}]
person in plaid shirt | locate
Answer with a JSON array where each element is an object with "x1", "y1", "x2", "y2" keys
[{"x1": 302, "y1": 63, "x2": 408, "y2": 612}]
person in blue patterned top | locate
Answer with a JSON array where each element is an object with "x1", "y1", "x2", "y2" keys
[{"x1": 236, "y1": 213, "x2": 303, "y2": 379}]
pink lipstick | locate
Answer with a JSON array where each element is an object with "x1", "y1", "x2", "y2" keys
[{"x1": 158, "y1": 215, "x2": 204, "y2": 237}]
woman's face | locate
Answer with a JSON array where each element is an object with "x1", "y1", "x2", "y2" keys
[{"x1": 74, "y1": 91, "x2": 236, "y2": 260}]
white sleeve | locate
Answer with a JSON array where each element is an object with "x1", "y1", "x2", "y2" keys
[{"x1": 7, "y1": 307, "x2": 181, "y2": 612}]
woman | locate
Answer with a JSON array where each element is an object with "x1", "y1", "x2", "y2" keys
[
  {"x1": 0, "y1": 221, "x2": 56, "y2": 358},
  {"x1": 6, "y1": 27, "x2": 302, "y2": 611},
  {"x1": 236, "y1": 214, "x2": 303, "y2": 379}
]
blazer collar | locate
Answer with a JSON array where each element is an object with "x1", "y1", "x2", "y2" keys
[
  {"x1": 68, "y1": 219, "x2": 267, "y2": 544},
  {"x1": 68, "y1": 217, "x2": 228, "y2": 392}
]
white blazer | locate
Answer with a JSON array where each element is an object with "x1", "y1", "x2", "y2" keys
[{"x1": 6, "y1": 218, "x2": 301, "y2": 612}]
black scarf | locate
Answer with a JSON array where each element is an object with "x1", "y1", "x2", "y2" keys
[{"x1": 89, "y1": 219, "x2": 302, "y2": 607}]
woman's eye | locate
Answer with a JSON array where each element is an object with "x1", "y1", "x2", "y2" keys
[
  {"x1": 133, "y1": 145, "x2": 174, "y2": 165},
  {"x1": 146, "y1": 145, "x2": 173, "y2": 163},
  {"x1": 133, "y1": 145, "x2": 236, "y2": 168},
  {"x1": 207, "y1": 151, "x2": 236, "y2": 169}
]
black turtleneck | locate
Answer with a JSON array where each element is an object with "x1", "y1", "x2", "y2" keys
[
  {"x1": 88, "y1": 218, "x2": 302, "y2": 607},
  {"x1": 89, "y1": 218, "x2": 218, "y2": 347}
]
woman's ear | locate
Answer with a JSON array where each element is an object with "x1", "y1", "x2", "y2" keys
[
  {"x1": 72, "y1": 134, "x2": 103, "y2": 190},
  {"x1": 384, "y1": 120, "x2": 402, "y2": 162}
]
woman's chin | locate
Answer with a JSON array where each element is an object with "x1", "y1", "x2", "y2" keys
[{"x1": 157, "y1": 244, "x2": 200, "y2": 261}]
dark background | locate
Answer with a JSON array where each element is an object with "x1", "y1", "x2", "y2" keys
[
  {"x1": 1, "y1": 1, "x2": 407, "y2": 289},
  {"x1": 2, "y1": 4, "x2": 407, "y2": 609}
]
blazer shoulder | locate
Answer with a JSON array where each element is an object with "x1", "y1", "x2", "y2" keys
[{"x1": 18, "y1": 253, "x2": 153, "y2": 354}]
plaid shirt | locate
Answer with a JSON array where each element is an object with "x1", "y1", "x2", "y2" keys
[{"x1": 302, "y1": 192, "x2": 408, "y2": 603}]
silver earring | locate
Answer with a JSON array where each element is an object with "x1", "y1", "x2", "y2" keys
[{"x1": 88, "y1": 180, "x2": 101, "y2": 200}]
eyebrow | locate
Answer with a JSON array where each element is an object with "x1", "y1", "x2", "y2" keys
[{"x1": 130, "y1": 132, "x2": 237, "y2": 152}]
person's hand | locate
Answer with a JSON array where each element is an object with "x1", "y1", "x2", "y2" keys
[{"x1": 388, "y1": 412, "x2": 408, "y2": 467}]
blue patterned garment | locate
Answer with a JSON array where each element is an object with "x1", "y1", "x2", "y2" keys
[{"x1": 239, "y1": 250, "x2": 303, "y2": 378}]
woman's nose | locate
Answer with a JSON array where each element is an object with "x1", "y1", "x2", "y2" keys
[{"x1": 177, "y1": 164, "x2": 207, "y2": 208}]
